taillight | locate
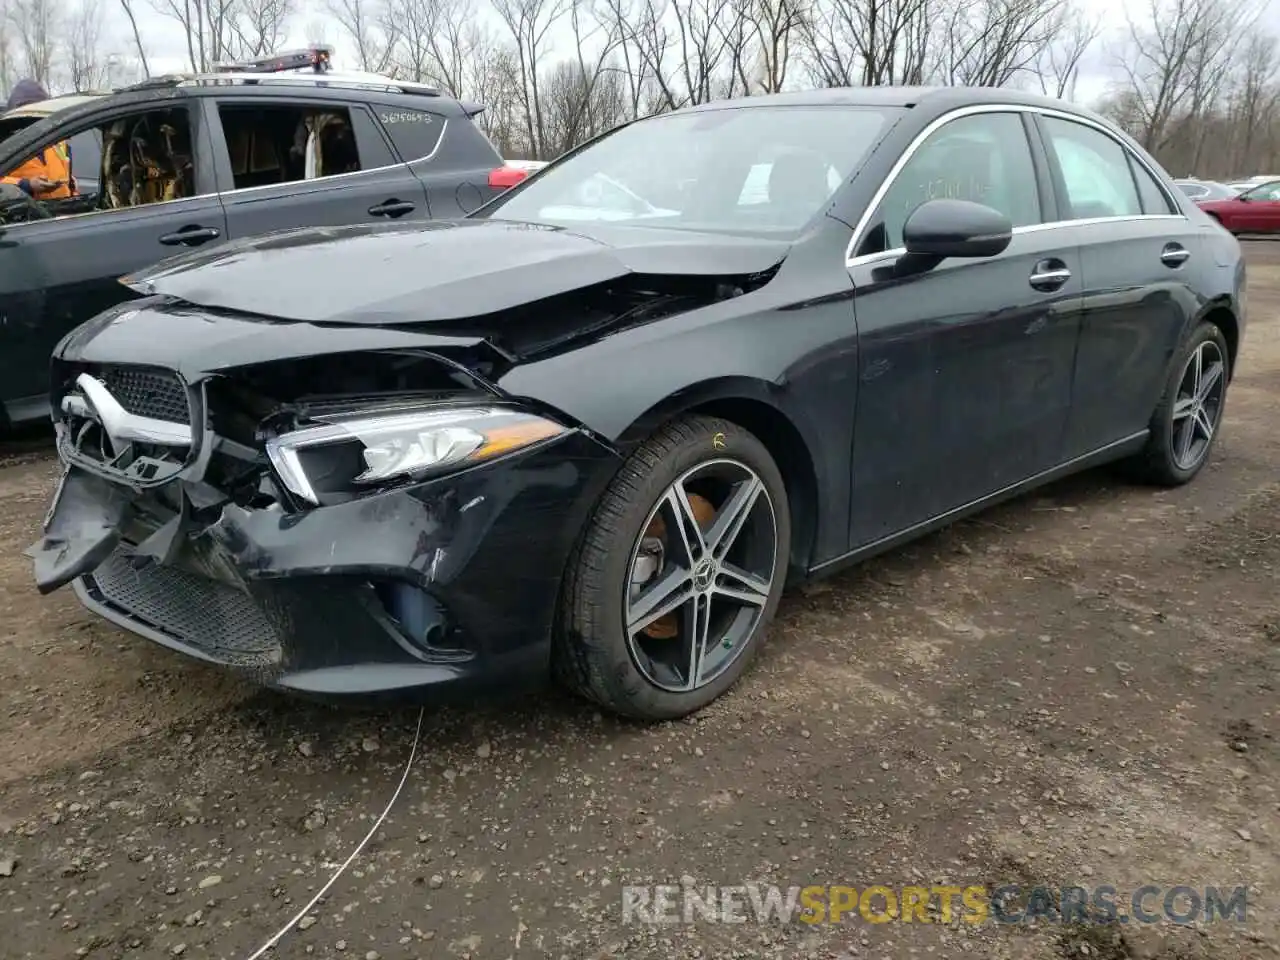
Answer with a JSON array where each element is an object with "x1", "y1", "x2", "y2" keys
[{"x1": 488, "y1": 166, "x2": 529, "y2": 190}]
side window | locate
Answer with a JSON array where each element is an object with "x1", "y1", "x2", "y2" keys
[
  {"x1": 859, "y1": 112, "x2": 1040, "y2": 255},
  {"x1": 0, "y1": 106, "x2": 194, "y2": 222},
  {"x1": 1041, "y1": 117, "x2": 1141, "y2": 220},
  {"x1": 374, "y1": 107, "x2": 445, "y2": 163},
  {"x1": 1245, "y1": 181, "x2": 1280, "y2": 201},
  {"x1": 217, "y1": 104, "x2": 362, "y2": 190},
  {"x1": 1129, "y1": 156, "x2": 1175, "y2": 214}
]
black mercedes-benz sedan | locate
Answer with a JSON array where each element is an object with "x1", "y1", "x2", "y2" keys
[{"x1": 28, "y1": 86, "x2": 1244, "y2": 720}]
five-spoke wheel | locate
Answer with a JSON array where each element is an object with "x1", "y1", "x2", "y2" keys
[
  {"x1": 556, "y1": 416, "x2": 790, "y2": 720},
  {"x1": 1129, "y1": 320, "x2": 1231, "y2": 485},
  {"x1": 1171, "y1": 339, "x2": 1226, "y2": 472},
  {"x1": 624, "y1": 459, "x2": 778, "y2": 693}
]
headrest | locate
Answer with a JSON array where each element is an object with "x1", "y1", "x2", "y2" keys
[{"x1": 767, "y1": 150, "x2": 832, "y2": 210}]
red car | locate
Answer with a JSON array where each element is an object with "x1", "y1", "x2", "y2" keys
[{"x1": 1199, "y1": 179, "x2": 1280, "y2": 234}]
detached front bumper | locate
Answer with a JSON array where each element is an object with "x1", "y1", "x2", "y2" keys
[{"x1": 43, "y1": 431, "x2": 620, "y2": 701}]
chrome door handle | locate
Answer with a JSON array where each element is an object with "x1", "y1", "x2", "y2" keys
[
  {"x1": 1161, "y1": 245, "x2": 1190, "y2": 267},
  {"x1": 1029, "y1": 267, "x2": 1071, "y2": 291}
]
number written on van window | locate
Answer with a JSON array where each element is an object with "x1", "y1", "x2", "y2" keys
[
  {"x1": 380, "y1": 112, "x2": 433, "y2": 125},
  {"x1": 375, "y1": 108, "x2": 446, "y2": 163}
]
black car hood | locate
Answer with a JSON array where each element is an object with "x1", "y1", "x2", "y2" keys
[{"x1": 124, "y1": 218, "x2": 792, "y2": 325}]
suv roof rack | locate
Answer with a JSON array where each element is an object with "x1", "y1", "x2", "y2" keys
[
  {"x1": 118, "y1": 67, "x2": 442, "y2": 98},
  {"x1": 213, "y1": 45, "x2": 333, "y2": 75}
]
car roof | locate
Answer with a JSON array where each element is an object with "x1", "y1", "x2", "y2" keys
[
  {"x1": 2, "y1": 71, "x2": 477, "y2": 133},
  {"x1": 113, "y1": 70, "x2": 476, "y2": 115},
  {"x1": 673, "y1": 85, "x2": 1101, "y2": 113},
  {"x1": 1, "y1": 92, "x2": 107, "y2": 119},
  {"x1": 665, "y1": 86, "x2": 1119, "y2": 135}
]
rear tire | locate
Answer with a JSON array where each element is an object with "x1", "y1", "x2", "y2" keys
[
  {"x1": 1124, "y1": 321, "x2": 1230, "y2": 486},
  {"x1": 554, "y1": 415, "x2": 790, "y2": 721}
]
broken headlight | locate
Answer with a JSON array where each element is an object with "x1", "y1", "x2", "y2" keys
[{"x1": 265, "y1": 405, "x2": 567, "y2": 505}]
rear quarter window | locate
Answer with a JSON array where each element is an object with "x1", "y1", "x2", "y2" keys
[{"x1": 374, "y1": 107, "x2": 445, "y2": 162}]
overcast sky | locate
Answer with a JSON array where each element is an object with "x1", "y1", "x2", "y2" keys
[{"x1": 105, "y1": 0, "x2": 1278, "y2": 109}]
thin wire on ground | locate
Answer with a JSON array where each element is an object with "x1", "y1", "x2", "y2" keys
[{"x1": 242, "y1": 706, "x2": 426, "y2": 960}]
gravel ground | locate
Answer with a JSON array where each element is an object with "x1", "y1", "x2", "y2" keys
[{"x1": 1, "y1": 244, "x2": 1279, "y2": 960}]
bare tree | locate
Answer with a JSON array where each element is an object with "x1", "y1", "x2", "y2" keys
[
  {"x1": 65, "y1": 0, "x2": 109, "y2": 91},
  {"x1": 491, "y1": 0, "x2": 571, "y2": 157},
  {"x1": 7, "y1": 0, "x2": 57, "y2": 86},
  {"x1": 941, "y1": 0, "x2": 1073, "y2": 87},
  {"x1": 595, "y1": 0, "x2": 662, "y2": 118},
  {"x1": 738, "y1": 0, "x2": 805, "y2": 93},
  {"x1": 116, "y1": 0, "x2": 151, "y2": 76},
  {"x1": 0, "y1": 21, "x2": 14, "y2": 96},
  {"x1": 1033, "y1": 2, "x2": 1100, "y2": 100},
  {"x1": 385, "y1": 0, "x2": 488, "y2": 93},
  {"x1": 468, "y1": 41, "x2": 524, "y2": 152},
  {"x1": 798, "y1": 0, "x2": 934, "y2": 87},
  {"x1": 322, "y1": 0, "x2": 397, "y2": 72},
  {"x1": 1115, "y1": 0, "x2": 1254, "y2": 153},
  {"x1": 1225, "y1": 33, "x2": 1280, "y2": 174},
  {"x1": 229, "y1": 0, "x2": 294, "y2": 58}
]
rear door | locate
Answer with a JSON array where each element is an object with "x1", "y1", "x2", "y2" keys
[
  {"x1": 0, "y1": 101, "x2": 226, "y2": 422},
  {"x1": 203, "y1": 96, "x2": 429, "y2": 239},
  {"x1": 372, "y1": 102, "x2": 506, "y2": 216},
  {"x1": 1032, "y1": 113, "x2": 1201, "y2": 458}
]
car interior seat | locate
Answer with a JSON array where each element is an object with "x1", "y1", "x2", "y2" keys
[
  {"x1": 767, "y1": 150, "x2": 834, "y2": 217},
  {"x1": 99, "y1": 113, "x2": 193, "y2": 208},
  {"x1": 227, "y1": 121, "x2": 283, "y2": 189}
]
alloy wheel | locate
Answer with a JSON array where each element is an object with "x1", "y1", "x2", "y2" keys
[
  {"x1": 1171, "y1": 340, "x2": 1227, "y2": 471},
  {"x1": 623, "y1": 458, "x2": 778, "y2": 693}
]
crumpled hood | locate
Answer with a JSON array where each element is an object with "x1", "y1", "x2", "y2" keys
[{"x1": 124, "y1": 218, "x2": 792, "y2": 325}]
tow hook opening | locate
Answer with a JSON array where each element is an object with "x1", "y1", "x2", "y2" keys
[{"x1": 370, "y1": 579, "x2": 469, "y2": 661}]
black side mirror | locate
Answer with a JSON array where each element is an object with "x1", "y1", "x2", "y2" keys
[
  {"x1": 1238, "y1": 193, "x2": 1252, "y2": 202},
  {"x1": 902, "y1": 198, "x2": 1013, "y2": 261}
]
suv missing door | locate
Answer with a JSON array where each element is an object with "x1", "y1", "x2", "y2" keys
[{"x1": 0, "y1": 48, "x2": 536, "y2": 428}]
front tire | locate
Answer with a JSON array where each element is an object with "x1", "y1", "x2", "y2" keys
[
  {"x1": 1126, "y1": 320, "x2": 1230, "y2": 486},
  {"x1": 555, "y1": 415, "x2": 790, "y2": 721}
]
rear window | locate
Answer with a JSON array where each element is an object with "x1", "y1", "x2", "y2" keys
[{"x1": 374, "y1": 107, "x2": 445, "y2": 162}]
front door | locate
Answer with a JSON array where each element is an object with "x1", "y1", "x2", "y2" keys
[
  {"x1": 204, "y1": 98, "x2": 430, "y2": 239},
  {"x1": 845, "y1": 109, "x2": 1084, "y2": 547},
  {"x1": 0, "y1": 102, "x2": 226, "y2": 423}
]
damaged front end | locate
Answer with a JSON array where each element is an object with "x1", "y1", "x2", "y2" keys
[{"x1": 29, "y1": 302, "x2": 622, "y2": 697}]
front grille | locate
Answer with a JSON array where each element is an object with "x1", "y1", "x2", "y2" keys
[
  {"x1": 97, "y1": 365, "x2": 191, "y2": 424},
  {"x1": 84, "y1": 547, "x2": 280, "y2": 667}
]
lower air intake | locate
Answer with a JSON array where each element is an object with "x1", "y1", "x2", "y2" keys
[{"x1": 84, "y1": 547, "x2": 281, "y2": 667}]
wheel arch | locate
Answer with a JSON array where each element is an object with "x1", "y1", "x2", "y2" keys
[
  {"x1": 1200, "y1": 303, "x2": 1240, "y2": 379},
  {"x1": 616, "y1": 377, "x2": 822, "y2": 576}
]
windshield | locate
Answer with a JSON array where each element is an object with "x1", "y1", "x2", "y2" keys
[{"x1": 484, "y1": 105, "x2": 895, "y2": 237}]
